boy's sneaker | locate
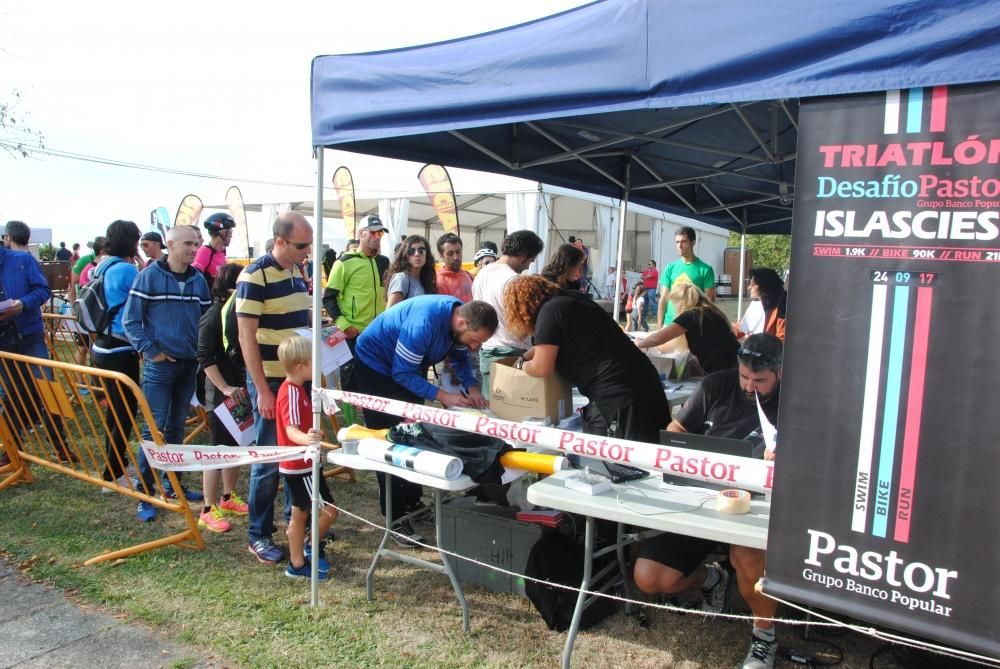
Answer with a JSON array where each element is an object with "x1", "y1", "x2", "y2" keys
[
  {"x1": 285, "y1": 559, "x2": 327, "y2": 581},
  {"x1": 740, "y1": 632, "x2": 778, "y2": 669},
  {"x1": 304, "y1": 541, "x2": 329, "y2": 576},
  {"x1": 219, "y1": 492, "x2": 249, "y2": 515},
  {"x1": 248, "y1": 538, "x2": 283, "y2": 564},
  {"x1": 390, "y1": 519, "x2": 424, "y2": 548},
  {"x1": 163, "y1": 487, "x2": 205, "y2": 503},
  {"x1": 136, "y1": 501, "x2": 157, "y2": 522},
  {"x1": 701, "y1": 561, "x2": 735, "y2": 614},
  {"x1": 198, "y1": 506, "x2": 232, "y2": 533}
]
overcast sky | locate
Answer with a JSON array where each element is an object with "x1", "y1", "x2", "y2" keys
[{"x1": 0, "y1": 0, "x2": 586, "y2": 246}]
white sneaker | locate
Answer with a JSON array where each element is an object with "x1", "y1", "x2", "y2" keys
[
  {"x1": 740, "y1": 633, "x2": 777, "y2": 669},
  {"x1": 101, "y1": 475, "x2": 136, "y2": 494}
]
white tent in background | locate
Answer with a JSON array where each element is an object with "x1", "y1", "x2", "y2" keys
[{"x1": 214, "y1": 181, "x2": 731, "y2": 296}]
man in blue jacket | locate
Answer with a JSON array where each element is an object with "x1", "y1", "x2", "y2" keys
[
  {"x1": 124, "y1": 225, "x2": 211, "y2": 522},
  {"x1": 355, "y1": 295, "x2": 495, "y2": 545},
  {"x1": 0, "y1": 241, "x2": 59, "y2": 460}
]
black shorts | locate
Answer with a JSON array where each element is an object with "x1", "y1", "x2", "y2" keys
[
  {"x1": 637, "y1": 532, "x2": 726, "y2": 577},
  {"x1": 283, "y1": 472, "x2": 334, "y2": 511}
]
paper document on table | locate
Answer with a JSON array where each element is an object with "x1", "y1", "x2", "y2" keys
[
  {"x1": 755, "y1": 393, "x2": 777, "y2": 452},
  {"x1": 295, "y1": 327, "x2": 353, "y2": 376}
]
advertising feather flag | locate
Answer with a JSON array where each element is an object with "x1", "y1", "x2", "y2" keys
[
  {"x1": 173, "y1": 194, "x2": 203, "y2": 228},
  {"x1": 225, "y1": 186, "x2": 250, "y2": 258},
  {"x1": 150, "y1": 207, "x2": 170, "y2": 237},
  {"x1": 418, "y1": 164, "x2": 459, "y2": 236},
  {"x1": 332, "y1": 167, "x2": 356, "y2": 240}
]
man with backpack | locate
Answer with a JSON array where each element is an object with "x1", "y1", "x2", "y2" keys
[{"x1": 193, "y1": 212, "x2": 235, "y2": 290}]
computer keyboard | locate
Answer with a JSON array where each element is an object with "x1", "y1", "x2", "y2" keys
[{"x1": 602, "y1": 460, "x2": 650, "y2": 483}]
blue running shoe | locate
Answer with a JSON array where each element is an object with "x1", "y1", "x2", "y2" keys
[
  {"x1": 163, "y1": 487, "x2": 205, "y2": 503},
  {"x1": 304, "y1": 541, "x2": 329, "y2": 576},
  {"x1": 285, "y1": 559, "x2": 327, "y2": 581},
  {"x1": 248, "y1": 538, "x2": 283, "y2": 564},
  {"x1": 136, "y1": 501, "x2": 157, "y2": 522}
]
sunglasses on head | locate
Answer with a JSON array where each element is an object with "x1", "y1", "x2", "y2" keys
[
  {"x1": 407, "y1": 247, "x2": 427, "y2": 256},
  {"x1": 281, "y1": 237, "x2": 311, "y2": 250},
  {"x1": 737, "y1": 347, "x2": 779, "y2": 366}
]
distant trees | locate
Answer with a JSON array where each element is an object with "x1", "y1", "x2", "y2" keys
[
  {"x1": 1, "y1": 89, "x2": 44, "y2": 158},
  {"x1": 728, "y1": 232, "x2": 792, "y2": 274}
]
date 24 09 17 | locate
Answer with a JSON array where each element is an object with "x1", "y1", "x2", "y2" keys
[{"x1": 869, "y1": 270, "x2": 938, "y2": 286}]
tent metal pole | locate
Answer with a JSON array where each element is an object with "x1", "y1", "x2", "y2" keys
[
  {"x1": 612, "y1": 160, "x2": 631, "y2": 323},
  {"x1": 310, "y1": 146, "x2": 324, "y2": 607},
  {"x1": 737, "y1": 217, "x2": 747, "y2": 321}
]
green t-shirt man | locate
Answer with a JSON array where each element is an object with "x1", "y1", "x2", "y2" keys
[
  {"x1": 659, "y1": 256, "x2": 716, "y2": 323},
  {"x1": 72, "y1": 253, "x2": 95, "y2": 276}
]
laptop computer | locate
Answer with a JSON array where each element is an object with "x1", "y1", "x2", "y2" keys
[
  {"x1": 658, "y1": 430, "x2": 763, "y2": 492},
  {"x1": 565, "y1": 454, "x2": 651, "y2": 483}
]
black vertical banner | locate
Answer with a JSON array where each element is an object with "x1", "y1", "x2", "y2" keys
[{"x1": 763, "y1": 83, "x2": 1000, "y2": 659}]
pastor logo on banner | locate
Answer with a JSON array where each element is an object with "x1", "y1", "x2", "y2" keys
[{"x1": 762, "y1": 83, "x2": 1000, "y2": 659}]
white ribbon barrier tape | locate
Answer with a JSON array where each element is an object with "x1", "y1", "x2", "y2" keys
[
  {"x1": 140, "y1": 441, "x2": 311, "y2": 472},
  {"x1": 318, "y1": 389, "x2": 774, "y2": 495}
]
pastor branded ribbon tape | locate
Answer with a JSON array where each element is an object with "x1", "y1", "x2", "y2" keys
[
  {"x1": 356, "y1": 438, "x2": 463, "y2": 480},
  {"x1": 499, "y1": 451, "x2": 570, "y2": 474},
  {"x1": 716, "y1": 488, "x2": 751, "y2": 514}
]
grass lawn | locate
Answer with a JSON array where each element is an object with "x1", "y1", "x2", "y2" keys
[
  {"x1": 0, "y1": 459, "x2": 900, "y2": 668},
  {"x1": 2, "y1": 326, "x2": 896, "y2": 667}
]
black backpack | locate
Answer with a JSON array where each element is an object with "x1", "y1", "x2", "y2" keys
[
  {"x1": 73, "y1": 258, "x2": 124, "y2": 335},
  {"x1": 524, "y1": 532, "x2": 618, "y2": 631}
]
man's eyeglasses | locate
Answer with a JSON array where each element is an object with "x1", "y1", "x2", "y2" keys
[
  {"x1": 737, "y1": 347, "x2": 780, "y2": 366},
  {"x1": 282, "y1": 237, "x2": 312, "y2": 250},
  {"x1": 407, "y1": 247, "x2": 428, "y2": 256},
  {"x1": 364, "y1": 229, "x2": 385, "y2": 237}
]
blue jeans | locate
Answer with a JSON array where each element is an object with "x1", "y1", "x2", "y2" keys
[
  {"x1": 246, "y1": 374, "x2": 291, "y2": 542},
  {"x1": 138, "y1": 357, "x2": 198, "y2": 492}
]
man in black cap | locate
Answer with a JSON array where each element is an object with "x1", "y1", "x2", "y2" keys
[{"x1": 140, "y1": 231, "x2": 166, "y2": 268}]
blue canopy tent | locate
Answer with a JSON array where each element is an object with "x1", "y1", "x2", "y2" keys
[
  {"x1": 310, "y1": 0, "x2": 1000, "y2": 319},
  {"x1": 303, "y1": 0, "x2": 1000, "y2": 605}
]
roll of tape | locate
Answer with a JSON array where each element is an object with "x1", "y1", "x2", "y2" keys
[{"x1": 716, "y1": 488, "x2": 751, "y2": 514}]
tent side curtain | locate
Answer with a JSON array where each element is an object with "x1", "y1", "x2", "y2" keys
[
  {"x1": 310, "y1": 0, "x2": 1000, "y2": 146},
  {"x1": 504, "y1": 192, "x2": 551, "y2": 275}
]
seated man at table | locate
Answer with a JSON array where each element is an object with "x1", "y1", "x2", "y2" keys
[
  {"x1": 633, "y1": 333, "x2": 782, "y2": 669},
  {"x1": 354, "y1": 295, "x2": 496, "y2": 547}
]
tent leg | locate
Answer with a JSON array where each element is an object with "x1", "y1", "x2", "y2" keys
[{"x1": 612, "y1": 161, "x2": 631, "y2": 323}]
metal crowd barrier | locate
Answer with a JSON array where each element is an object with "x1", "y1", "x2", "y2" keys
[{"x1": 0, "y1": 350, "x2": 205, "y2": 565}]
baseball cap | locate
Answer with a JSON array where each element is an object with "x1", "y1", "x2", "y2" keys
[
  {"x1": 358, "y1": 215, "x2": 387, "y2": 233},
  {"x1": 473, "y1": 247, "x2": 498, "y2": 263},
  {"x1": 140, "y1": 231, "x2": 165, "y2": 248}
]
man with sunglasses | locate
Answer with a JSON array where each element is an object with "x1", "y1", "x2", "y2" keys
[
  {"x1": 322, "y1": 215, "x2": 390, "y2": 395},
  {"x1": 633, "y1": 333, "x2": 783, "y2": 669},
  {"x1": 236, "y1": 212, "x2": 313, "y2": 564}
]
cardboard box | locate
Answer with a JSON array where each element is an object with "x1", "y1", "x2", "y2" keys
[{"x1": 490, "y1": 357, "x2": 572, "y2": 424}]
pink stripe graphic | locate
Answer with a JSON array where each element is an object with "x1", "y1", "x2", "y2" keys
[
  {"x1": 894, "y1": 287, "x2": 933, "y2": 542},
  {"x1": 930, "y1": 86, "x2": 948, "y2": 132}
]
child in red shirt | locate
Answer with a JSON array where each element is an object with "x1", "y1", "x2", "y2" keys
[{"x1": 276, "y1": 336, "x2": 338, "y2": 580}]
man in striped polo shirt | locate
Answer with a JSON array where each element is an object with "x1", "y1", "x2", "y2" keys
[{"x1": 236, "y1": 212, "x2": 313, "y2": 564}]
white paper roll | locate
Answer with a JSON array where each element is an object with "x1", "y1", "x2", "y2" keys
[
  {"x1": 357, "y1": 438, "x2": 464, "y2": 480},
  {"x1": 716, "y1": 488, "x2": 751, "y2": 514}
]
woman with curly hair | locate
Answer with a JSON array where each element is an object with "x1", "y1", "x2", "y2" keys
[
  {"x1": 637, "y1": 282, "x2": 738, "y2": 373},
  {"x1": 503, "y1": 275, "x2": 668, "y2": 443},
  {"x1": 384, "y1": 235, "x2": 437, "y2": 308},
  {"x1": 540, "y1": 243, "x2": 585, "y2": 289}
]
